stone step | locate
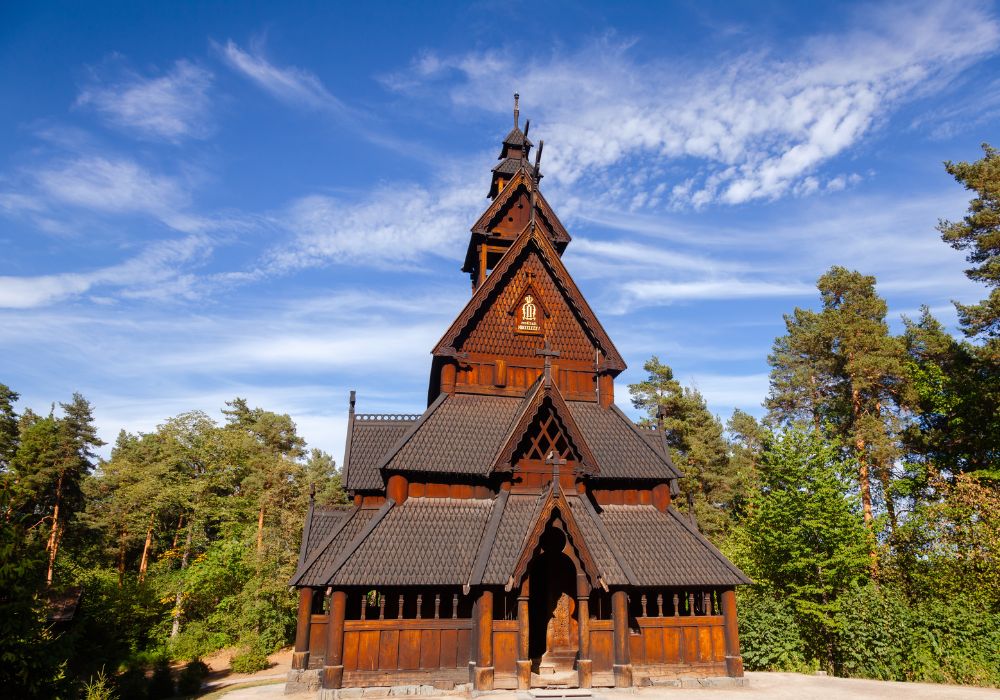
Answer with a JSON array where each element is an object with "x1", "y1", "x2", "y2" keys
[{"x1": 529, "y1": 689, "x2": 592, "y2": 698}]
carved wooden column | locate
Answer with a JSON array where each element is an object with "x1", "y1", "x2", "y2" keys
[
  {"x1": 516, "y1": 577, "x2": 531, "y2": 689},
  {"x1": 474, "y1": 589, "x2": 494, "y2": 690},
  {"x1": 576, "y1": 574, "x2": 592, "y2": 688},
  {"x1": 721, "y1": 588, "x2": 744, "y2": 677},
  {"x1": 292, "y1": 588, "x2": 313, "y2": 670},
  {"x1": 611, "y1": 590, "x2": 632, "y2": 687},
  {"x1": 322, "y1": 590, "x2": 347, "y2": 690}
]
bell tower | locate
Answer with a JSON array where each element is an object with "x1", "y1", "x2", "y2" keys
[{"x1": 462, "y1": 94, "x2": 571, "y2": 291}]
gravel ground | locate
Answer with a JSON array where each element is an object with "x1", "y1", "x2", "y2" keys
[{"x1": 221, "y1": 672, "x2": 1000, "y2": 700}]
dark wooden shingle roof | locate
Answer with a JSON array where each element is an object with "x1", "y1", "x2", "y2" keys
[
  {"x1": 567, "y1": 402, "x2": 682, "y2": 480},
  {"x1": 329, "y1": 498, "x2": 493, "y2": 586},
  {"x1": 382, "y1": 394, "x2": 523, "y2": 476},
  {"x1": 344, "y1": 415, "x2": 419, "y2": 491},
  {"x1": 596, "y1": 504, "x2": 751, "y2": 586}
]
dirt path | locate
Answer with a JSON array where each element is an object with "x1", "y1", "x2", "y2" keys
[{"x1": 217, "y1": 672, "x2": 1000, "y2": 700}]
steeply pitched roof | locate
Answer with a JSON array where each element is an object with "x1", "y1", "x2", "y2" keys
[
  {"x1": 567, "y1": 402, "x2": 682, "y2": 480},
  {"x1": 594, "y1": 504, "x2": 751, "y2": 586},
  {"x1": 292, "y1": 505, "x2": 382, "y2": 586},
  {"x1": 344, "y1": 414, "x2": 420, "y2": 491},
  {"x1": 481, "y1": 492, "x2": 545, "y2": 585},
  {"x1": 329, "y1": 498, "x2": 494, "y2": 586},
  {"x1": 490, "y1": 378, "x2": 599, "y2": 476},
  {"x1": 435, "y1": 225, "x2": 626, "y2": 372},
  {"x1": 382, "y1": 393, "x2": 524, "y2": 476},
  {"x1": 472, "y1": 169, "x2": 570, "y2": 244}
]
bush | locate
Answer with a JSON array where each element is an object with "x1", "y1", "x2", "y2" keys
[
  {"x1": 147, "y1": 658, "x2": 174, "y2": 699},
  {"x1": 176, "y1": 658, "x2": 210, "y2": 695},
  {"x1": 737, "y1": 587, "x2": 809, "y2": 672},
  {"x1": 168, "y1": 619, "x2": 231, "y2": 661},
  {"x1": 114, "y1": 665, "x2": 148, "y2": 699},
  {"x1": 230, "y1": 647, "x2": 270, "y2": 674},
  {"x1": 834, "y1": 583, "x2": 914, "y2": 680}
]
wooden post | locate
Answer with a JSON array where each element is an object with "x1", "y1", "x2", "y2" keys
[
  {"x1": 441, "y1": 362, "x2": 457, "y2": 394},
  {"x1": 721, "y1": 588, "x2": 744, "y2": 677},
  {"x1": 652, "y1": 482, "x2": 671, "y2": 512},
  {"x1": 292, "y1": 588, "x2": 313, "y2": 670},
  {"x1": 576, "y1": 574, "x2": 592, "y2": 688},
  {"x1": 387, "y1": 473, "x2": 408, "y2": 504},
  {"x1": 611, "y1": 590, "x2": 632, "y2": 687},
  {"x1": 474, "y1": 589, "x2": 494, "y2": 690},
  {"x1": 322, "y1": 590, "x2": 347, "y2": 689},
  {"x1": 516, "y1": 577, "x2": 531, "y2": 689},
  {"x1": 598, "y1": 374, "x2": 614, "y2": 408}
]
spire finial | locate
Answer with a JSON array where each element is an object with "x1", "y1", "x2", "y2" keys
[{"x1": 514, "y1": 93, "x2": 520, "y2": 129}]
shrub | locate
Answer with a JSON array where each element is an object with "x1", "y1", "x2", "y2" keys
[
  {"x1": 230, "y1": 647, "x2": 270, "y2": 674},
  {"x1": 834, "y1": 583, "x2": 914, "y2": 681},
  {"x1": 176, "y1": 658, "x2": 210, "y2": 695},
  {"x1": 737, "y1": 587, "x2": 809, "y2": 671},
  {"x1": 114, "y1": 665, "x2": 148, "y2": 699},
  {"x1": 147, "y1": 658, "x2": 174, "y2": 699}
]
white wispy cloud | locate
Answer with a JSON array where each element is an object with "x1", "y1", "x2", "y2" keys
[
  {"x1": 264, "y1": 176, "x2": 483, "y2": 272},
  {"x1": 77, "y1": 59, "x2": 214, "y2": 141},
  {"x1": 386, "y1": 0, "x2": 999, "y2": 208},
  {"x1": 220, "y1": 40, "x2": 347, "y2": 113},
  {"x1": 31, "y1": 155, "x2": 207, "y2": 232},
  {"x1": 0, "y1": 235, "x2": 211, "y2": 308}
]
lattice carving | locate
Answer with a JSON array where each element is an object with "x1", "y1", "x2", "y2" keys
[{"x1": 514, "y1": 403, "x2": 579, "y2": 463}]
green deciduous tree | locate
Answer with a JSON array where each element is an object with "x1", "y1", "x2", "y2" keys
[{"x1": 729, "y1": 426, "x2": 871, "y2": 668}]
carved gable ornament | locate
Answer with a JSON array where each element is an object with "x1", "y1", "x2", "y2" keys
[{"x1": 509, "y1": 284, "x2": 548, "y2": 335}]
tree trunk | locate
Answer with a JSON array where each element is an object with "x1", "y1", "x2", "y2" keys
[
  {"x1": 851, "y1": 388, "x2": 878, "y2": 577},
  {"x1": 171, "y1": 522, "x2": 193, "y2": 638},
  {"x1": 45, "y1": 472, "x2": 64, "y2": 586},
  {"x1": 118, "y1": 525, "x2": 128, "y2": 587},
  {"x1": 257, "y1": 503, "x2": 265, "y2": 553},
  {"x1": 172, "y1": 514, "x2": 184, "y2": 549},
  {"x1": 139, "y1": 515, "x2": 154, "y2": 582}
]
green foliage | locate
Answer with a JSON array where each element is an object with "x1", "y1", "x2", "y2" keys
[
  {"x1": 938, "y1": 143, "x2": 1000, "y2": 340},
  {"x1": 147, "y1": 658, "x2": 175, "y2": 700},
  {"x1": 834, "y1": 583, "x2": 914, "y2": 680},
  {"x1": 628, "y1": 356, "x2": 735, "y2": 540},
  {"x1": 83, "y1": 669, "x2": 118, "y2": 700},
  {"x1": 736, "y1": 588, "x2": 808, "y2": 672},
  {"x1": 176, "y1": 658, "x2": 210, "y2": 695},
  {"x1": 230, "y1": 646, "x2": 270, "y2": 674}
]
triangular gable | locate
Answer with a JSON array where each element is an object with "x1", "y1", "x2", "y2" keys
[
  {"x1": 504, "y1": 483, "x2": 603, "y2": 592},
  {"x1": 490, "y1": 378, "x2": 599, "y2": 476},
  {"x1": 471, "y1": 169, "x2": 570, "y2": 245},
  {"x1": 433, "y1": 225, "x2": 626, "y2": 371}
]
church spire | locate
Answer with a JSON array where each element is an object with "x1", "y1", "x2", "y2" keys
[{"x1": 489, "y1": 93, "x2": 535, "y2": 199}]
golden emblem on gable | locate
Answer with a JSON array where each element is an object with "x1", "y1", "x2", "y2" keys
[{"x1": 517, "y1": 294, "x2": 542, "y2": 334}]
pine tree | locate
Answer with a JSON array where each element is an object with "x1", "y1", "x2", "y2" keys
[
  {"x1": 0, "y1": 383, "x2": 19, "y2": 471},
  {"x1": 938, "y1": 143, "x2": 1000, "y2": 342},
  {"x1": 629, "y1": 356, "x2": 735, "y2": 541},
  {"x1": 766, "y1": 268, "x2": 908, "y2": 572}
]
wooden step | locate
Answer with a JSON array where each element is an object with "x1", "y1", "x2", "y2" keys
[{"x1": 529, "y1": 689, "x2": 592, "y2": 698}]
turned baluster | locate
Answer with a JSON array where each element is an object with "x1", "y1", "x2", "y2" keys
[
  {"x1": 416, "y1": 594, "x2": 423, "y2": 619},
  {"x1": 453, "y1": 593, "x2": 459, "y2": 619},
  {"x1": 672, "y1": 593, "x2": 679, "y2": 617},
  {"x1": 379, "y1": 594, "x2": 385, "y2": 620},
  {"x1": 640, "y1": 593, "x2": 647, "y2": 617},
  {"x1": 398, "y1": 594, "x2": 404, "y2": 620},
  {"x1": 657, "y1": 593, "x2": 664, "y2": 617},
  {"x1": 435, "y1": 593, "x2": 441, "y2": 619}
]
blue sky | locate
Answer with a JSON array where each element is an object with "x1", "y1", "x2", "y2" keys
[{"x1": 2, "y1": 1, "x2": 999, "y2": 462}]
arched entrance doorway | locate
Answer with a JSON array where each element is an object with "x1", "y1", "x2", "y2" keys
[{"x1": 527, "y1": 524, "x2": 579, "y2": 675}]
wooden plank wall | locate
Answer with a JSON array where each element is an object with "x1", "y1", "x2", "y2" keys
[
  {"x1": 588, "y1": 616, "x2": 725, "y2": 673},
  {"x1": 340, "y1": 619, "x2": 473, "y2": 673},
  {"x1": 492, "y1": 620, "x2": 519, "y2": 676}
]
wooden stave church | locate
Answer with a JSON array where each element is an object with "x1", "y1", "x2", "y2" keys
[{"x1": 288, "y1": 97, "x2": 749, "y2": 695}]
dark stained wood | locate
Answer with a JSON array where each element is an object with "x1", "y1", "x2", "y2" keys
[
  {"x1": 440, "y1": 628, "x2": 458, "y2": 668},
  {"x1": 611, "y1": 591, "x2": 629, "y2": 666},
  {"x1": 387, "y1": 474, "x2": 408, "y2": 503},
  {"x1": 293, "y1": 588, "x2": 313, "y2": 669},
  {"x1": 378, "y1": 629, "x2": 399, "y2": 670},
  {"x1": 721, "y1": 588, "x2": 744, "y2": 676},
  {"x1": 682, "y1": 627, "x2": 698, "y2": 663},
  {"x1": 342, "y1": 630, "x2": 359, "y2": 671},
  {"x1": 398, "y1": 629, "x2": 422, "y2": 670},
  {"x1": 652, "y1": 483, "x2": 670, "y2": 512},
  {"x1": 420, "y1": 628, "x2": 441, "y2": 669},
  {"x1": 357, "y1": 630, "x2": 380, "y2": 671},
  {"x1": 492, "y1": 624, "x2": 517, "y2": 674}
]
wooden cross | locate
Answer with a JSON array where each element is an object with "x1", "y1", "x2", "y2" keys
[
  {"x1": 545, "y1": 450, "x2": 567, "y2": 486},
  {"x1": 535, "y1": 340, "x2": 560, "y2": 388}
]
